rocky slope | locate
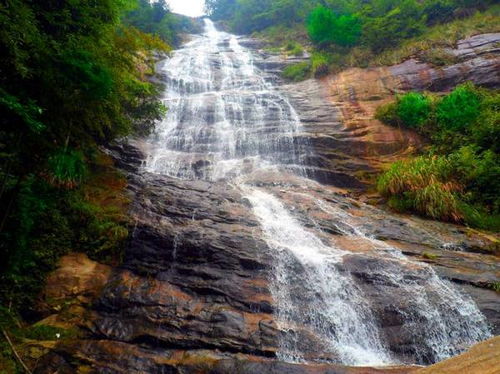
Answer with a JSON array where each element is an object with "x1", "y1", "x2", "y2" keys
[
  {"x1": 28, "y1": 139, "x2": 498, "y2": 373},
  {"x1": 26, "y1": 33, "x2": 499, "y2": 374},
  {"x1": 252, "y1": 33, "x2": 500, "y2": 187}
]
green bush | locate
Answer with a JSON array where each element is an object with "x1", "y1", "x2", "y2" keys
[
  {"x1": 282, "y1": 62, "x2": 311, "y2": 81},
  {"x1": 436, "y1": 83, "x2": 481, "y2": 131},
  {"x1": 378, "y1": 146, "x2": 500, "y2": 230},
  {"x1": 307, "y1": 6, "x2": 362, "y2": 47},
  {"x1": 375, "y1": 102, "x2": 401, "y2": 126},
  {"x1": 470, "y1": 89, "x2": 500, "y2": 153},
  {"x1": 378, "y1": 156, "x2": 464, "y2": 222},
  {"x1": 397, "y1": 92, "x2": 433, "y2": 128},
  {"x1": 375, "y1": 92, "x2": 432, "y2": 128},
  {"x1": 311, "y1": 52, "x2": 330, "y2": 77}
]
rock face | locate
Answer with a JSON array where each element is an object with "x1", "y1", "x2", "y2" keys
[
  {"x1": 252, "y1": 33, "x2": 500, "y2": 186},
  {"x1": 415, "y1": 336, "x2": 500, "y2": 374},
  {"x1": 33, "y1": 142, "x2": 500, "y2": 373}
]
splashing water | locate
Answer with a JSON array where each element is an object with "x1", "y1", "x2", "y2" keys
[{"x1": 244, "y1": 188, "x2": 393, "y2": 365}]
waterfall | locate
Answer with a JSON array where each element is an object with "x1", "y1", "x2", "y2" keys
[
  {"x1": 146, "y1": 18, "x2": 306, "y2": 180},
  {"x1": 244, "y1": 188, "x2": 393, "y2": 365},
  {"x1": 145, "y1": 19, "x2": 491, "y2": 366}
]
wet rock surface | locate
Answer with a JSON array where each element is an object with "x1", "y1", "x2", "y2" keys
[{"x1": 32, "y1": 142, "x2": 499, "y2": 373}]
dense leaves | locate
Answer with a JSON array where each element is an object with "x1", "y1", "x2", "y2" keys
[
  {"x1": 0, "y1": 0, "x2": 178, "y2": 318},
  {"x1": 124, "y1": 0, "x2": 202, "y2": 46},
  {"x1": 307, "y1": 6, "x2": 362, "y2": 47},
  {"x1": 377, "y1": 84, "x2": 500, "y2": 230},
  {"x1": 206, "y1": 0, "x2": 494, "y2": 52}
]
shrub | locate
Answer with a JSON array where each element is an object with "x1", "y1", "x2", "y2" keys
[
  {"x1": 449, "y1": 146, "x2": 500, "y2": 212},
  {"x1": 362, "y1": 0, "x2": 427, "y2": 53},
  {"x1": 436, "y1": 83, "x2": 481, "y2": 131},
  {"x1": 282, "y1": 62, "x2": 311, "y2": 81},
  {"x1": 307, "y1": 6, "x2": 362, "y2": 47},
  {"x1": 46, "y1": 148, "x2": 87, "y2": 189},
  {"x1": 311, "y1": 52, "x2": 330, "y2": 77},
  {"x1": 397, "y1": 92, "x2": 433, "y2": 128},
  {"x1": 471, "y1": 90, "x2": 500, "y2": 153},
  {"x1": 377, "y1": 156, "x2": 464, "y2": 222},
  {"x1": 375, "y1": 102, "x2": 401, "y2": 126},
  {"x1": 375, "y1": 92, "x2": 432, "y2": 128}
]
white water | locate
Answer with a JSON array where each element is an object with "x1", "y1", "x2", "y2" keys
[
  {"x1": 245, "y1": 188, "x2": 392, "y2": 365},
  {"x1": 146, "y1": 19, "x2": 492, "y2": 366},
  {"x1": 146, "y1": 19, "x2": 306, "y2": 180}
]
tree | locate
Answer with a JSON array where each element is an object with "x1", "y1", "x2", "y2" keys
[
  {"x1": 362, "y1": 0, "x2": 426, "y2": 52},
  {"x1": 307, "y1": 6, "x2": 362, "y2": 47}
]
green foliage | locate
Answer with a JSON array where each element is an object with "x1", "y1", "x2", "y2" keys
[
  {"x1": 373, "y1": 6, "x2": 499, "y2": 66},
  {"x1": 362, "y1": 0, "x2": 427, "y2": 53},
  {"x1": 420, "y1": 48, "x2": 459, "y2": 66},
  {"x1": 307, "y1": 6, "x2": 362, "y2": 46},
  {"x1": 47, "y1": 149, "x2": 87, "y2": 189},
  {"x1": 206, "y1": 0, "x2": 497, "y2": 73},
  {"x1": 1, "y1": 153, "x2": 130, "y2": 314},
  {"x1": 0, "y1": 307, "x2": 80, "y2": 371},
  {"x1": 0, "y1": 0, "x2": 171, "y2": 319},
  {"x1": 377, "y1": 84, "x2": 500, "y2": 231},
  {"x1": 0, "y1": 89, "x2": 44, "y2": 133},
  {"x1": 282, "y1": 62, "x2": 310, "y2": 82},
  {"x1": 397, "y1": 93, "x2": 433, "y2": 128},
  {"x1": 375, "y1": 92, "x2": 433, "y2": 128},
  {"x1": 375, "y1": 102, "x2": 400, "y2": 127},
  {"x1": 436, "y1": 83, "x2": 481, "y2": 131},
  {"x1": 311, "y1": 52, "x2": 330, "y2": 77},
  {"x1": 205, "y1": 0, "x2": 238, "y2": 21},
  {"x1": 285, "y1": 41, "x2": 304, "y2": 56},
  {"x1": 378, "y1": 156, "x2": 464, "y2": 222},
  {"x1": 123, "y1": 0, "x2": 201, "y2": 46},
  {"x1": 307, "y1": 6, "x2": 361, "y2": 47}
]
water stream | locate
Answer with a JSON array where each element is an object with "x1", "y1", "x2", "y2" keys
[{"x1": 145, "y1": 19, "x2": 491, "y2": 366}]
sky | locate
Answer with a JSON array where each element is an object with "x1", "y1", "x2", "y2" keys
[{"x1": 168, "y1": 0, "x2": 205, "y2": 17}]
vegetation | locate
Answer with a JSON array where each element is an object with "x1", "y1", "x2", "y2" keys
[
  {"x1": 205, "y1": 0, "x2": 498, "y2": 81},
  {"x1": 282, "y1": 62, "x2": 311, "y2": 82},
  {"x1": 307, "y1": 6, "x2": 361, "y2": 48},
  {"x1": 0, "y1": 0, "x2": 185, "y2": 329},
  {"x1": 124, "y1": 0, "x2": 202, "y2": 46},
  {"x1": 377, "y1": 84, "x2": 500, "y2": 231}
]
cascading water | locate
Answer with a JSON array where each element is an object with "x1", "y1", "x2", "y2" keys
[
  {"x1": 244, "y1": 188, "x2": 393, "y2": 365},
  {"x1": 146, "y1": 19, "x2": 491, "y2": 366},
  {"x1": 146, "y1": 19, "x2": 306, "y2": 180}
]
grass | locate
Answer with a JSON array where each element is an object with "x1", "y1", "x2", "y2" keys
[
  {"x1": 282, "y1": 62, "x2": 311, "y2": 81},
  {"x1": 0, "y1": 151, "x2": 130, "y2": 319},
  {"x1": 252, "y1": 23, "x2": 309, "y2": 48},
  {"x1": 303, "y1": 6, "x2": 499, "y2": 73},
  {"x1": 372, "y1": 6, "x2": 500, "y2": 67},
  {"x1": 0, "y1": 307, "x2": 80, "y2": 373},
  {"x1": 285, "y1": 41, "x2": 305, "y2": 57},
  {"x1": 377, "y1": 156, "x2": 464, "y2": 222}
]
